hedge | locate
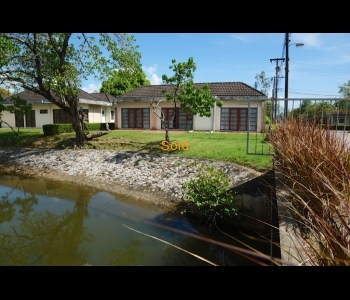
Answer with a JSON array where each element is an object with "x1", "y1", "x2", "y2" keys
[
  {"x1": 43, "y1": 124, "x2": 73, "y2": 136},
  {"x1": 42, "y1": 123, "x2": 115, "y2": 136}
]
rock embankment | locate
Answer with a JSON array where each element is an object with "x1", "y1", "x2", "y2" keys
[{"x1": 0, "y1": 149, "x2": 261, "y2": 210}]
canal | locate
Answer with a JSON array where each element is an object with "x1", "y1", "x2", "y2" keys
[{"x1": 0, "y1": 173, "x2": 271, "y2": 266}]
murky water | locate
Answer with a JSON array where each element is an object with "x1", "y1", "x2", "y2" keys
[{"x1": 0, "y1": 173, "x2": 270, "y2": 266}]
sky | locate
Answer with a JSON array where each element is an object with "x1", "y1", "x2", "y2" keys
[{"x1": 82, "y1": 33, "x2": 350, "y2": 100}]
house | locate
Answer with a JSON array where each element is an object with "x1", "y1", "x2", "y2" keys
[
  {"x1": 326, "y1": 110, "x2": 350, "y2": 126},
  {"x1": 115, "y1": 82, "x2": 268, "y2": 132},
  {"x1": 1, "y1": 89, "x2": 117, "y2": 128}
]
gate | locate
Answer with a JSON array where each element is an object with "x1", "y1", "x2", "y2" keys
[{"x1": 246, "y1": 98, "x2": 350, "y2": 155}]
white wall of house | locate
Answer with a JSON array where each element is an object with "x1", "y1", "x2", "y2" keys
[
  {"x1": 88, "y1": 105, "x2": 102, "y2": 123},
  {"x1": 1, "y1": 103, "x2": 61, "y2": 128},
  {"x1": 193, "y1": 108, "x2": 214, "y2": 131},
  {"x1": 103, "y1": 106, "x2": 115, "y2": 123},
  {"x1": 37, "y1": 104, "x2": 57, "y2": 127},
  {"x1": 1, "y1": 102, "x2": 113, "y2": 128},
  {"x1": 1, "y1": 110, "x2": 15, "y2": 128}
]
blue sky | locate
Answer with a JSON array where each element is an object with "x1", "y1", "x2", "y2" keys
[{"x1": 80, "y1": 33, "x2": 349, "y2": 99}]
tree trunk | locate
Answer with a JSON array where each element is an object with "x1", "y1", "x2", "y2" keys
[
  {"x1": 164, "y1": 120, "x2": 170, "y2": 142},
  {"x1": 69, "y1": 102, "x2": 87, "y2": 147}
]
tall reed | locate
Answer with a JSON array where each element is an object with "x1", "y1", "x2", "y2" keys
[{"x1": 270, "y1": 119, "x2": 350, "y2": 265}]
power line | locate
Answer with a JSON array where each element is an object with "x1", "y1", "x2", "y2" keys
[
  {"x1": 293, "y1": 69, "x2": 349, "y2": 72},
  {"x1": 285, "y1": 91, "x2": 340, "y2": 96},
  {"x1": 288, "y1": 88, "x2": 340, "y2": 92}
]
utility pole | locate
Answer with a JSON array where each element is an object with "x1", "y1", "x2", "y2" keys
[
  {"x1": 285, "y1": 33, "x2": 290, "y2": 119},
  {"x1": 270, "y1": 58, "x2": 285, "y2": 122}
]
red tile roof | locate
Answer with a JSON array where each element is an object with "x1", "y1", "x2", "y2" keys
[
  {"x1": 116, "y1": 82, "x2": 266, "y2": 101},
  {"x1": 2, "y1": 89, "x2": 111, "y2": 104}
]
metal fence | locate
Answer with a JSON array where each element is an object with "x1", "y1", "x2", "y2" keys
[{"x1": 246, "y1": 98, "x2": 350, "y2": 155}]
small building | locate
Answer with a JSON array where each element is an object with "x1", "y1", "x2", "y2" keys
[
  {"x1": 115, "y1": 82, "x2": 268, "y2": 132},
  {"x1": 1, "y1": 89, "x2": 117, "y2": 128}
]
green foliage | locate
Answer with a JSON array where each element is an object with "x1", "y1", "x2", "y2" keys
[
  {"x1": 43, "y1": 123, "x2": 115, "y2": 136},
  {"x1": 0, "y1": 33, "x2": 142, "y2": 146},
  {"x1": 183, "y1": 166, "x2": 238, "y2": 228},
  {"x1": 43, "y1": 124, "x2": 74, "y2": 136},
  {"x1": 339, "y1": 80, "x2": 350, "y2": 98},
  {"x1": 85, "y1": 123, "x2": 115, "y2": 131},
  {"x1": 5, "y1": 95, "x2": 32, "y2": 116},
  {"x1": 157, "y1": 57, "x2": 221, "y2": 142},
  {"x1": 100, "y1": 69, "x2": 150, "y2": 96},
  {"x1": 255, "y1": 71, "x2": 271, "y2": 97},
  {"x1": 265, "y1": 116, "x2": 270, "y2": 124},
  {"x1": 265, "y1": 101, "x2": 271, "y2": 118},
  {"x1": 162, "y1": 57, "x2": 221, "y2": 117}
]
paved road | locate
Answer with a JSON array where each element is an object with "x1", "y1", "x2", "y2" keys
[{"x1": 333, "y1": 130, "x2": 350, "y2": 149}]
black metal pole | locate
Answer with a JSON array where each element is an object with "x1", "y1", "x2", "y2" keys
[
  {"x1": 284, "y1": 33, "x2": 289, "y2": 119},
  {"x1": 270, "y1": 58, "x2": 285, "y2": 121}
]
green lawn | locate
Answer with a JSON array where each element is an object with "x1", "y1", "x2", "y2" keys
[{"x1": 0, "y1": 128, "x2": 273, "y2": 172}]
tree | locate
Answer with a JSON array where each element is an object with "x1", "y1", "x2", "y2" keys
[
  {"x1": 0, "y1": 33, "x2": 142, "y2": 146},
  {"x1": 289, "y1": 99, "x2": 312, "y2": 118},
  {"x1": 100, "y1": 68, "x2": 150, "y2": 96},
  {"x1": 336, "y1": 80, "x2": 350, "y2": 110},
  {"x1": 305, "y1": 101, "x2": 334, "y2": 123},
  {"x1": 255, "y1": 71, "x2": 273, "y2": 120},
  {"x1": 339, "y1": 80, "x2": 350, "y2": 98},
  {"x1": 151, "y1": 57, "x2": 222, "y2": 142},
  {"x1": 255, "y1": 71, "x2": 271, "y2": 97}
]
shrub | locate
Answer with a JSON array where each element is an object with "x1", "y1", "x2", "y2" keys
[
  {"x1": 43, "y1": 123, "x2": 115, "y2": 136},
  {"x1": 42, "y1": 124, "x2": 74, "y2": 136},
  {"x1": 269, "y1": 119, "x2": 350, "y2": 265},
  {"x1": 265, "y1": 116, "x2": 271, "y2": 124},
  {"x1": 183, "y1": 166, "x2": 238, "y2": 228},
  {"x1": 85, "y1": 123, "x2": 115, "y2": 131}
]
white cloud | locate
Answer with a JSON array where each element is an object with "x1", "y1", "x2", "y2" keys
[
  {"x1": 82, "y1": 83, "x2": 101, "y2": 93},
  {"x1": 150, "y1": 74, "x2": 162, "y2": 85},
  {"x1": 144, "y1": 65, "x2": 157, "y2": 75},
  {"x1": 143, "y1": 64, "x2": 162, "y2": 85},
  {"x1": 292, "y1": 33, "x2": 322, "y2": 48}
]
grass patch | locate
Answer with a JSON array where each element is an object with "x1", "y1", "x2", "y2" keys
[{"x1": 0, "y1": 128, "x2": 272, "y2": 171}]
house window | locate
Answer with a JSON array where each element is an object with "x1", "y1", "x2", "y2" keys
[
  {"x1": 14, "y1": 110, "x2": 36, "y2": 127},
  {"x1": 121, "y1": 108, "x2": 150, "y2": 129},
  {"x1": 15, "y1": 113, "x2": 24, "y2": 128},
  {"x1": 161, "y1": 108, "x2": 193, "y2": 130},
  {"x1": 25, "y1": 110, "x2": 36, "y2": 127},
  {"x1": 220, "y1": 108, "x2": 257, "y2": 131},
  {"x1": 53, "y1": 109, "x2": 71, "y2": 124},
  {"x1": 111, "y1": 110, "x2": 115, "y2": 121},
  {"x1": 40, "y1": 109, "x2": 48, "y2": 114}
]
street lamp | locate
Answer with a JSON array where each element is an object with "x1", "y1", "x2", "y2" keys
[{"x1": 284, "y1": 33, "x2": 304, "y2": 118}]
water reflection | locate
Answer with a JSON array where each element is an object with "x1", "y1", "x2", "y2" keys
[
  {"x1": 0, "y1": 173, "x2": 270, "y2": 266},
  {"x1": 106, "y1": 237, "x2": 145, "y2": 266},
  {"x1": 0, "y1": 184, "x2": 94, "y2": 266}
]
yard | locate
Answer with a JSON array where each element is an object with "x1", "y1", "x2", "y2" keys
[{"x1": 0, "y1": 128, "x2": 273, "y2": 172}]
